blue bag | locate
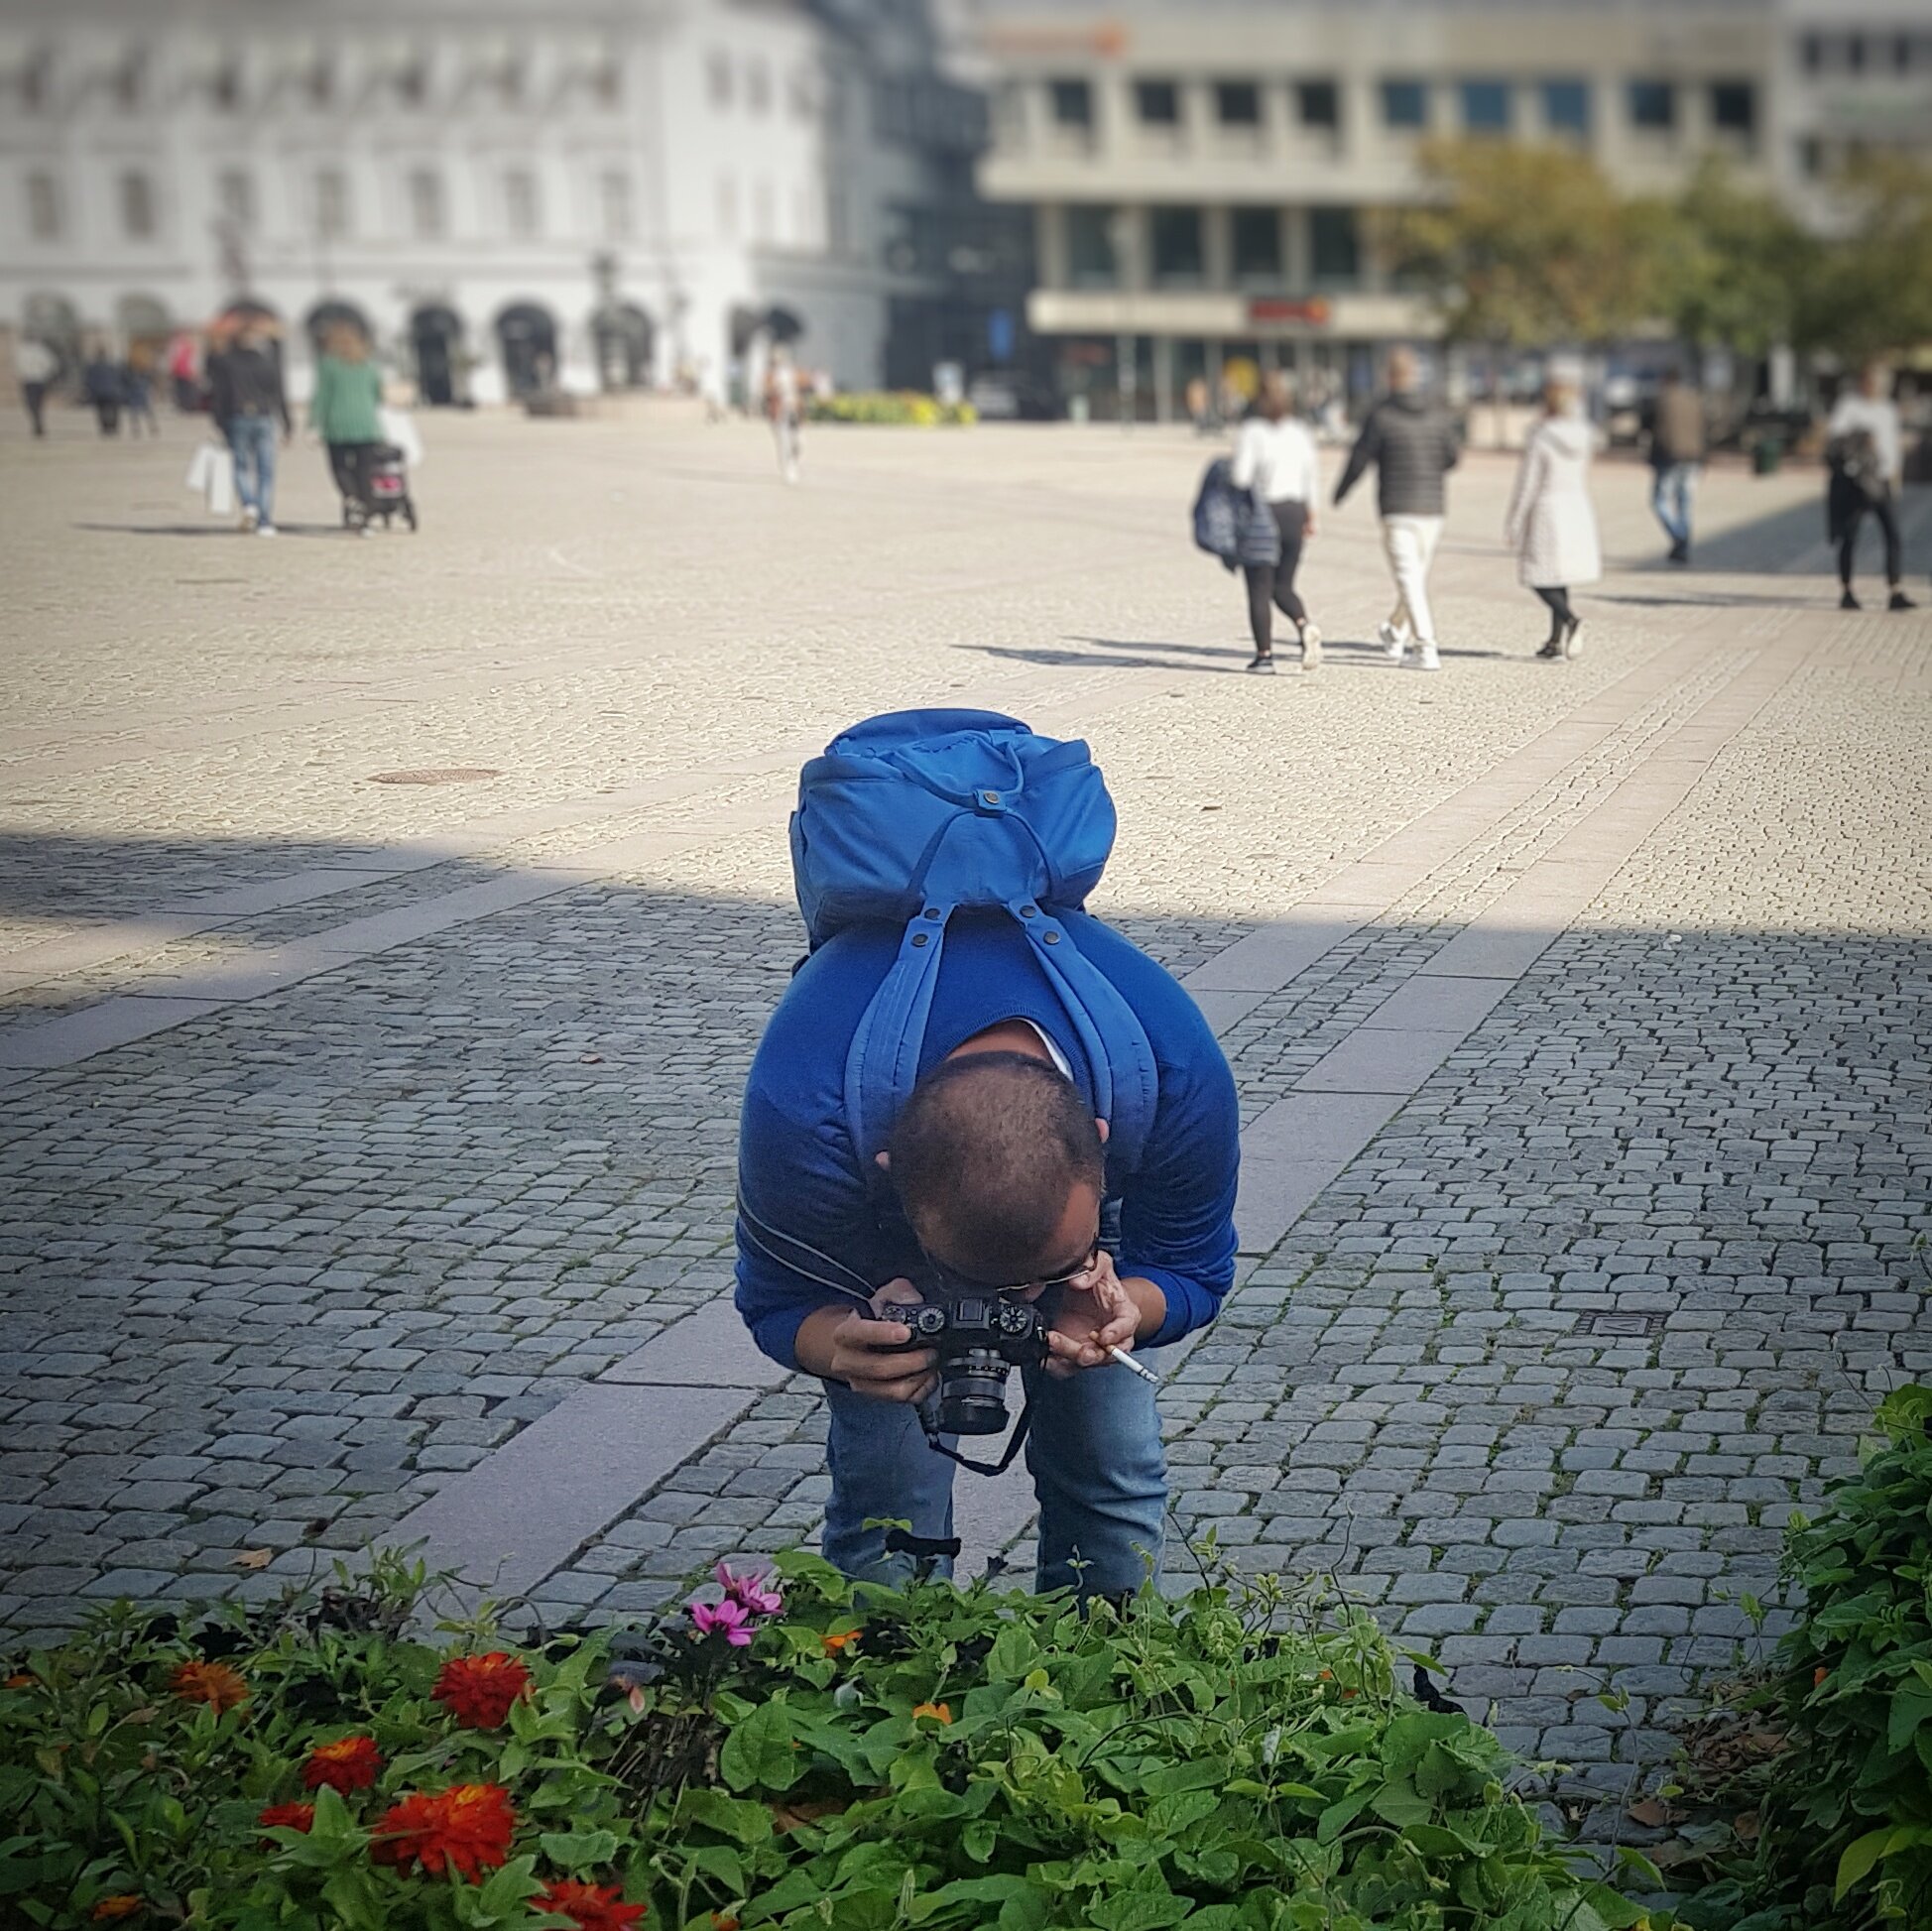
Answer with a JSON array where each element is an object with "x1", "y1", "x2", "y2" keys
[
  {"x1": 789, "y1": 709, "x2": 1159, "y2": 1176},
  {"x1": 1192, "y1": 457, "x2": 1279, "y2": 571}
]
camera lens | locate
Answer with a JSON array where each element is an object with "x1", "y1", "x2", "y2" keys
[{"x1": 935, "y1": 1348, "x2": 1012, "y2": 1436}]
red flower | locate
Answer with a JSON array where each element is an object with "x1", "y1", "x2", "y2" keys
[
  {"x1": 302, "y1": 1734, "x2": 384, "y2": 1793},
  {"x1": 535, "y1": 1878, "x2": 649, "y2": 1930},
  {"x1": 90, "y1": 1901, "x2": 143, "y2": 1922},
  {"x1": 371, "y1": 1782, "x2": 517, "y2": 1879},
  {"x1": 258, "y1": 1801, "x2": 316, "y2": 1837},
  {"x1": 170, "y1": 1660, "x2": 249, "y2": 1713},
  {"x1": 431, "y1": 1652, "x2": 532, "y2": 1729}
]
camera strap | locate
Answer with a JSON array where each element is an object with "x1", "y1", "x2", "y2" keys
[{"x1": 922, "y1": 1393, "x2": 1033, "y2": 1478}]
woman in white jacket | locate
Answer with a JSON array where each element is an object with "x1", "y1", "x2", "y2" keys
[
  {"x1": 1230, "y1": 374, "x2": 1323, "y2": 672},
  {"x1": 1506, "y1": 379, "x2": 1602, "y2": 661}
]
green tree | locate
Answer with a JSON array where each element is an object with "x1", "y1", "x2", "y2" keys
[
  {"x1": 1638, "y1": 157, "x2": 1816, "y2": 361},
  {"x1": 1799, "y1": 152, "x2": 1932, "y2": 364}
]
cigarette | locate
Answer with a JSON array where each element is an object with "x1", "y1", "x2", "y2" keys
[{"x1": 1106, "y1": 1344, "x2": 1161, "y2": 1385}]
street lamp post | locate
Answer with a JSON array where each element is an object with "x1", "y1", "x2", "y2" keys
[{"x1": 1108, "y1": 208, "x2": 1139, "y2": 431}]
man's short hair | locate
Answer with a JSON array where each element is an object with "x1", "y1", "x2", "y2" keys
[{"x1": 889, "y1": 1051, "x2": 1104, "y2": 1279}]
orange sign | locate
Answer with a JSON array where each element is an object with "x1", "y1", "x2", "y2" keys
[{"x1": 1247, "y1": 298, "x2": 1333, "y2": 326}]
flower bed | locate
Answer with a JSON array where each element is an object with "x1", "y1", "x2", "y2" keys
[
  {"x1": 0, "y1": 1549, "x2": 1652, "y2": 1928},
  {"x1": 805, "y1": 393, "x2": 976, "y2": 425}
]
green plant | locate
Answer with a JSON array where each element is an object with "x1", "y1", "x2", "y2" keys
[
  {"x1": 0, "y1": 1549, "x2": 1652, "y2": 1929},
  {"x1": 1676, "y1": 1384, "x2": 1932, "y2": 1929},
  {"x1": 805, "y1": 392, "x2": 976, "y2": 426}
]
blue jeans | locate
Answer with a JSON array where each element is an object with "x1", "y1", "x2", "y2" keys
[
  {"x1": 226, "y1": 415, "x2": 278, "y2": 523},
  {"x1": 1651, "y1": 461, "x2": 1696, "y2": 547},
  {"x1": 820, "y1": 1359, "x2": 1167, "y2": 1598}
]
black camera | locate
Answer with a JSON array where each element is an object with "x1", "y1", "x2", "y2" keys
[{"x1": 897, "y1": 1291, "x2": 1049, "y2": 1436}]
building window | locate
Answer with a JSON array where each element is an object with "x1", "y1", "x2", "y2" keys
[
  {"x1": 1800, "y1": 33, "x2": 1824, "y2": 75},
  {"x1": 1628, "y1": 79, "x2": 1675, "y2": 132},
  {"x1": 708, "y1": 50, "x2": 732, "y2": 107},
  {"x1": 1049, "y1": 77, "x2": 1092, "y2": 128},
  {"x1": 1232, "y1": 206, "x2": 1281, "y2": 285},
  {"x1": 827, "y1": 182, "x2": 848, "y2": 252},
  {"x1": 504, "y1": 168, "x2": 540, "y2": 237},
  {"x1": 1542, "y1": 78, "x2": 1590, "y2": 135},
  {"x1": 789, "y1": 67, "x2": 815, "y2": 119},
  {"x1": 211, "y1": 64, "x2": 240, "y2": 110},
  {"x1": 1710, "y1": 81, "x2": 1755, "y2": 136},
  {"x1": 25, "y1": 171, "x2": 60, "y2": 240},
  {"x1": 717, "y1": 176, "x2": 737, "y2": 237},
  {"x1": 408, "y1": 167, "x2": 445, "y2": 239},
  {"x1": 1309, "y1": 205, "x2": 1359, "y2": 286},
  {"x1": 1460, "y1": 79, "x2": 1511, "y2": 132},
  {"x1": 1066, "y1": 204, "x2": 1118, "y2": 287},
  {"x1": 1214, "y1": 79, "x2": 1261, "y2": 127},
  {"x1": 600, "y1": 170, "x2": 632, "y2": 239},
  {"x1": 1149, "y1": 206, "x2": 1203, "y2": 286},
  {"x1": 753, "y1": 179, "x2": 774, "y2": 242},
  {"x1": 1136, "y1": 77, "x2": 1178, "y2": 125},
  {"x1": 1381, "y1": 78, "x2": 1428, "y2": 129},
  {"x1": 1296, "y1": 80, "x2": 1339, "y2": 130},
  {"x1": 396, "y1": 60, "x2": 426, "y2": 106},
  {"x1": 217, "y1": 167, "x2": 256, "y2": 232},
  {"x1": 314, "y1": 169, "x2": 348, "y2": 240},
  {"x1": 119, "y1": 170, "x2": 156, "y2": 239},
  {"x1": 746, "y1": 57, "x2": 771, "y2": 114}
]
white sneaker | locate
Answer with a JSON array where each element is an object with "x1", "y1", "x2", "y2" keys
[
  {"x1": 1417, "y1": 642, "x2": 1441, "y2": 671},
  {"x1": 1300, "y1": 622, "x2": 1322, "y2": 669},
  {"x1": 256, "y1": 523, "x2": 278, "y2": 538},
  {"x1": 1380, "y1": 620, "x2": 1406, "y2": 661},
  {"x1": 240, "y1": 506, "x2": 259, "y2": 533}
]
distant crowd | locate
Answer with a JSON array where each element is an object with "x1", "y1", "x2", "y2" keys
[{"x1": 1193, "y1": 352, "x2": 1919, "y2": 673}]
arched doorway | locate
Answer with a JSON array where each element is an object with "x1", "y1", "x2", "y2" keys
[
  {"x1": 410, "y1": 303, "x2": 463, "y2": 407},
  {"x1": 304, "y1": 299, "x2": 374, "y2": 355},
  {"x1": 496, "y1": 302, "x2": 557, "y2": 399},
  {"x1": 592, "y1": 302, "x2": 654, "y2": 391},
  {"x1": 116, "y1": 294, "x2": 172, "y2": 358},
  {"x1": 23, "y1": 292, "x2": 81, "y2": 378}
]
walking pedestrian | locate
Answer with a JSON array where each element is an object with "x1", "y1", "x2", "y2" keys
[
  {"x1": 1230, "y1": 373, "x2": 1323, "y2": 673},
  {"x1": 168, "y1": 330, "x2": 200, "y2": 413},
  {"x1": 309, "y1": 322, "x2": 386, "y2": 532},
  {"x1": 13, "y1": 335, "x2": 57, "y2": 438},
  {"x1": 1333, "y1": 347, "x2": 1461, "y2": 671},
  {"x1": 82, "y1": 345, "x2": 122, "y2": 435},
  {"x1": 206, "y1": 320, "x2": 291, "y2": 536},
  {"x1": 1647, "y1": 367, "x2": 1705, "y2": 564},
  {"x1": 765, "y1": 345, "x2": 803, "y2": 483},
  {"x1": 1506, "y1": 379, "x2": 1602, "y2": 662},
  {"x1": 122, "y1": 348, "x2": 159, "y2": 438},
  {"x1": 1827, "y1": 362, "x2": 1915, "y2": 613}
]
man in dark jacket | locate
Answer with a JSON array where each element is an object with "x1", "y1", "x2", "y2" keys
[
  {"x1": 1334, "y1": 348, "x2": 1461, "y2": 671},
  {"x1": 206, "y1": 322, "x2": 291, "y2": 536},
  {"x1": 1647, "y1": 369, "x2": 1705, "y2": 564}
]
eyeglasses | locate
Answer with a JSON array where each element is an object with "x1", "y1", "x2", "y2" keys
[{"x1": 925, "y1": 1240, "x2": 1105, "y2": 1299}]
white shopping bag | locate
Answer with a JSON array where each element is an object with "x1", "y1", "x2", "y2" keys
[
  {"x1": 379, "y1": 405, "x2": 423, "y2": 468},
  {"x1": 204, "y1": 444, "x2": 234, "y2": 516},
  {"x1": 183, "y1": 443, "x2": 212, "y2": 494}
]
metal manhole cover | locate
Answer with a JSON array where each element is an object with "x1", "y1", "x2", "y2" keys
[
  {"x1": 366, "y1": 769, "x2": 503, "y2": 785},
  {"x1": 1587, "y1": 1312, "x2": 1666, "y2": 1339}
]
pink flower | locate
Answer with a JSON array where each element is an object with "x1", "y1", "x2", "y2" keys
[
  {"x1": 690, "y1": 1598, "x2": 755, "y2": 1647},
  {"x1": 715, "y1": 1561, "x2": 785, "y2": 1619}
]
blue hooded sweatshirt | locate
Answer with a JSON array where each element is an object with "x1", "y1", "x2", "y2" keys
[{"x1": 733, "y1": 907, "x2": 1240, "y2": 1369}]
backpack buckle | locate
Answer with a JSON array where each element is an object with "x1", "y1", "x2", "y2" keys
[{"x1": 974, "y1": 787, "x2": 1006, "y2": 813}]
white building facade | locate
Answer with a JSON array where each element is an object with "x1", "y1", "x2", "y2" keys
[
  {"x1": 0, "y1": 0, "x2": 1001, "y2": 404},
  {"x1": 964, "y1": 0, "x2": 1793, "y2": 420}
]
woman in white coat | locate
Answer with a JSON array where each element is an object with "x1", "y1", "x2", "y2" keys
[{"x1": 1506, "y1": 379, "x2": 1602, "y2": 661}]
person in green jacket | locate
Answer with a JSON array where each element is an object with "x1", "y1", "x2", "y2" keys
[{"x1": 310, "y1": 323, "x2": 386, "y2": 525}]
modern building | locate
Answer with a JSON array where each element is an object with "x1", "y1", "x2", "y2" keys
[
  {"x1": 965, "y1": 0, "x2": 1788, "y2": 419},
  {"x1": 0, "y1": 0, "x2": 1022, "y2": 405}
]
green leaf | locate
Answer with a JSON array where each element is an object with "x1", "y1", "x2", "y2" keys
[
  {"x1": 1088, "y1": 1891, "x2": 1194, "y2": 1931},
  {"x1": 1835, "y1": 1825, "x2": 1904, "y2": 1900},
  {"x1": 1369, "y1": 1778, "x2": 1433, "y2": 1830},
  {"x1": 1886, "y1": 1691, "x2": 1932, "y2": 1754},
  {"x1": 680, "y1": 1787, "x2": 775, "y2": 1846},
  {"x1": 538, "y1": 1827, "x2": 622, "y2": 1869},
  {"x1": 720, "y1": 1698, "x2": 804, "y2": 1792},
  {"x1": 1316, "y1": 1790, "x2": 1372, "y2": 1846}
]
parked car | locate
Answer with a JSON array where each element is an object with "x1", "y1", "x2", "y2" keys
[{"x1": 966, "y1": 374, "x2": 1060, "y2": 422}]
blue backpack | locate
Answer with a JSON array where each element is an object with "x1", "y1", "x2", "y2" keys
[
  {"x1": 789, "y1": 709, "x2": 1160, "y2": 1177},
  {"x1": 1192, "y1": 456, "x2": 1279, "y2": 571}
]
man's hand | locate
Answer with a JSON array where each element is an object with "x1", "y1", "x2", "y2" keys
[
  {"x1": 1042, "y1": 1251, "x2": 1142, "y2": 1379},
  {"x1": 794, "y1": 1280, "x2": 936, "y2": 1403}
]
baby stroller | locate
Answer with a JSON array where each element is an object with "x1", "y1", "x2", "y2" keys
[{"x1": 338, "y1": 442, "x2": 419, "y2": 534}]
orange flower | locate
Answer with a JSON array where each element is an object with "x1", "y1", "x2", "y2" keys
[
  {"x1": 4, "y1": 1673, "x2": 33, "y2": 1690},
  {"x1": 91, "y1": 1901, "x2": 143, "y2": 1922},
  {"x1": 534, "y1": 1879, "x2": 648, "y2": 1930},
  {"x1": 713, "y1": 1917, "x2": 741, "y2": 1931},
  {"x1": 302, "y1": 1734, "x2": 384, "y2": 1793},
  {"x1": 910, "y1": 1702, "x2": 952, "y2": 1725},
  {"x1": 431, "y1": 1652, "x2": 532, "y2": 1729},
  {"x1": 258, "y1": 1801, "x2": 316, "y2": 1837},
  {"x1": 1814, "y1": 1666, "x2": 1830, "y2": 1688},
  {"x1": 170, "y1": 1660, "x2": 248, "y2": 1713},
  {"x1": 371, "y1": 1782, "x2": 516, "y2": 1879},
  {"x1": 821, "y1": 1630, "x2": 861, "y2": 1656},
  {"x1": 1317, "y1": 1669, "x2": 1334, "y2": 1681}
]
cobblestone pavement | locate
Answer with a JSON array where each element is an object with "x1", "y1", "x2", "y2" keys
[{"x1": 3, "y1": 407, "x2": 1929, "y2": 1800}]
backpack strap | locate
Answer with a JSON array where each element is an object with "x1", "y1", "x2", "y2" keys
[{"x1": 844, "y1": 900, "x2": 1161, "y2": 1183}]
